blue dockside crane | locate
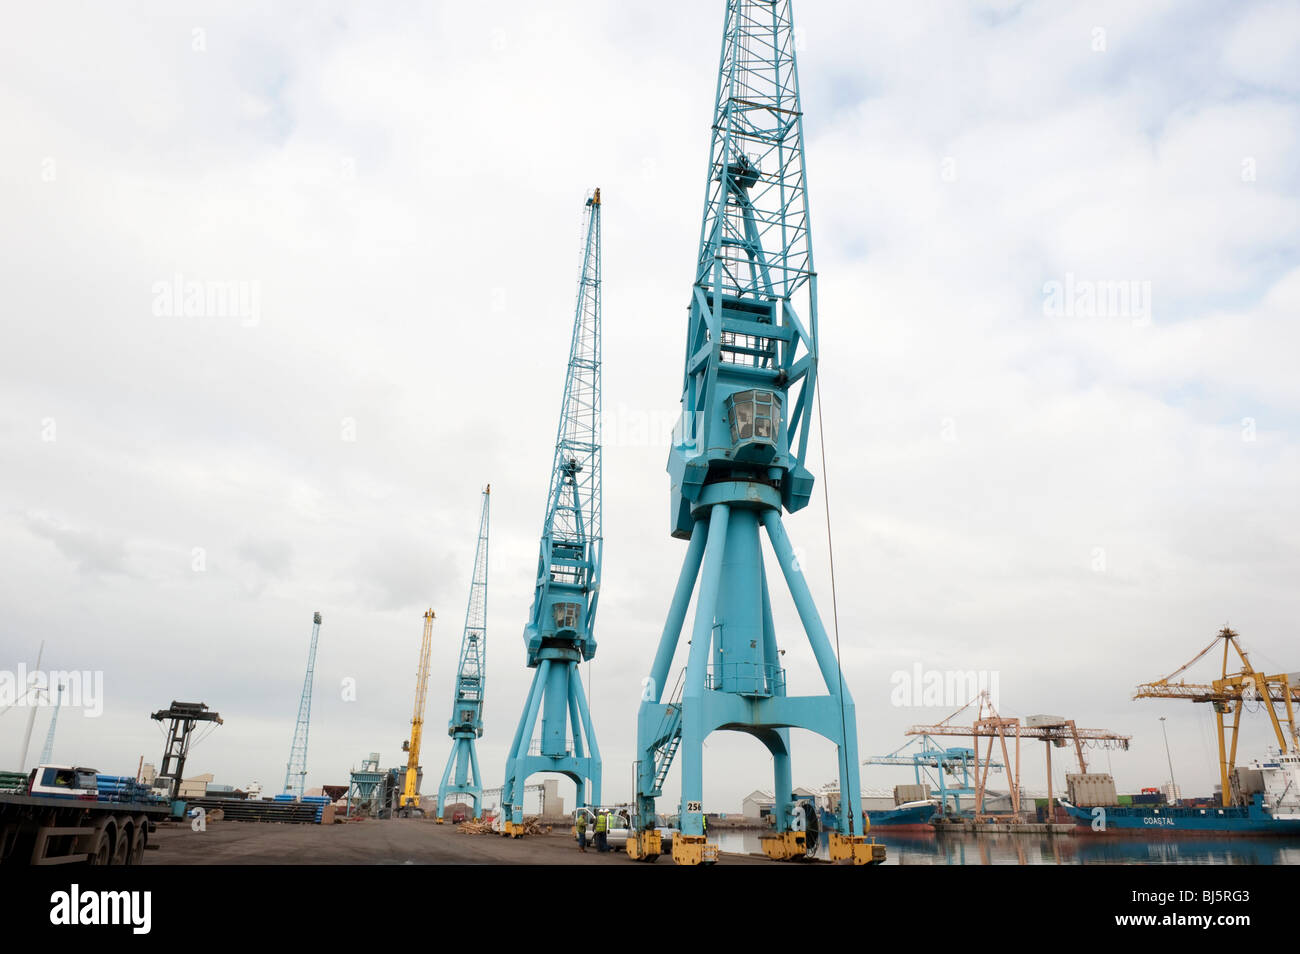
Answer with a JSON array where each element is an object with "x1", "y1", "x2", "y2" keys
[
  {"x1": 500, "y1": 190, "x2": 604, "y2": 835},
  {"x1": 864, "y1": 735, "x2": 1002, "y2": 818},
  {"x1": 284, "y1": 611, "x2": 322, "y2": 797},
  {"x1": 436, "y1": 486, "x2": 491, "y2": 822},
  {"x1": 627, "y1": 0, "x2": 884, "y2": 865}
]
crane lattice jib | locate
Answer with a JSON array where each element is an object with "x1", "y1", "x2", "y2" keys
[
  {"x1": 671, "y1": 0, "x2": 818, "y2": 534},
  {"x1": 284, "y1": 612, "x2": 322, "y2": 797},
  {"x1": 452, "y1": 488, "x2": 490, "y2": 736},
  {"x1": 697, "y1": 0, "x2": 813, "y2": 300},
  {"x1": 412, "y1": 611, "x2": 435, "y2": 727},
  {"x1": 525, "y1": 190, "x2": 603, "y2": 664}
]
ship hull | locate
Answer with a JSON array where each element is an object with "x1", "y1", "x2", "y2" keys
[
  {"x1": 867, "y1": 800, "x2": 939, "y2": 831},
  {"x1": 1064, "y1": 799, "x2": 1300, "y2": 836}
]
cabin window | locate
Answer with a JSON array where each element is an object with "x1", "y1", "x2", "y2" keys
[
  {"x1": 552, "y1": 601, "x2": 580, "y2": 630},
  {"x1": 727, "y1": 389, "x2": 780, "y2": 445}
]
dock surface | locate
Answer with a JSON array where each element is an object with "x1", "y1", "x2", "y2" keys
[{"x1": 147, "y1": 817, "x2": 773, "y2": 865}]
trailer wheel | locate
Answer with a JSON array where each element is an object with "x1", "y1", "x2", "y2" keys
[
  {"x1": 129, "y1": 816, "x2": 148, "y2": 864},
  {"x1": 87, "y1": 829, "x2": 111, "y2": 865},
  {"x1": 112, "y1": 824, "x2": 132, "y2": 865}
]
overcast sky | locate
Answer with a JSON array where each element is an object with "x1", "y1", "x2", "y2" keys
[{"x1": 2, "y1": 0, "x2": 1298, "y2": 813}]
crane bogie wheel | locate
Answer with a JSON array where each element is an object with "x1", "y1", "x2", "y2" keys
[{"x1": 799, "y1": 802, "x2": 819, "y2": 859}]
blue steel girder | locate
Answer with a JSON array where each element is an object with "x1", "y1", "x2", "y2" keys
[
  {"x1": 503, "y1": 189, "x2": 604, "y2": 826},
  {"x1": 638, "y1": 0, "x2": 867, "y2": 844}
]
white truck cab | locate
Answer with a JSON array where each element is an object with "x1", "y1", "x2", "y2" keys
[{"x1": 28, "y1": 765, "x2": 100, "y2": 800}]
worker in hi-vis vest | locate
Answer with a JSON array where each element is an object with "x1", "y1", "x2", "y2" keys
[
  {"x1": 595, "y1": 810, "x2": 608, "y2": 852},
  {"x1": 575, "y1": 811, "x2": 587, "y2": 852}
]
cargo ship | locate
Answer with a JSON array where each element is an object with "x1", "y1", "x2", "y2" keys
[
  {"x1": 1063, "y1": 752, "x2": 1300, "y2": 835},
  {"x1": 866, "y1": 799, "x2": 939, "y2": 831}
]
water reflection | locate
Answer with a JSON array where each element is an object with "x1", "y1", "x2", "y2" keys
[{"x1": 715, "y1": 829, "x2": 1300, "y2": 865}]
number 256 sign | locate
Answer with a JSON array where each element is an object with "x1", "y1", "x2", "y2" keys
[{"x1": 687, "y1": 801, "x2": 702, "y2": 812}]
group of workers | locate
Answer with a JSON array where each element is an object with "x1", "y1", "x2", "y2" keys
[
  {"x1": 574, "y1": 808, "x2": 628, "y2": 853},
  {"x1": 575, "y1": 808, "x2": 708, "y2": 853}
]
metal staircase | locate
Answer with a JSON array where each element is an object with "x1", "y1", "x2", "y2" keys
[{"x1": 649, "y1": 671, "x2": 685, "y2": 796}]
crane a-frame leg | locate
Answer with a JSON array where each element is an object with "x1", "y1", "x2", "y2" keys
[
  {"x1": 435, "y1": 736, "x2": 483, "y2": 822},
  {"x1": 635, "y1": 504, "x2": 882, "y2": 865},
  {"x1": 501, "y1": 657, "x2": 601, "y2": 835}
]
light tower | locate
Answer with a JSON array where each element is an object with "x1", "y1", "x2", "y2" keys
[
  {"x1": 628, "y1": 0, "x2": 884, "y2": 865},
  {"x1": 284, "y1": 611, "x2": 322, "y2": 797},
  {"x1": 501, "y1": 190, "x2": 603, "y2": 835},
  {"x1": 436, "y1": 486, "x2": 491, "y2": 822}
]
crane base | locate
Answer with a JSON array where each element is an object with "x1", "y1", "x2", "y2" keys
[
  {"x1": 626, "y1": 828, "x2": 661, "y2": 862},
  {"x1": 760, "y1": 831, "x2": 810, "y2": 861},
  {"x1": 828, "y1": 833, "x2": 886, "y2": 866},
  {"x1": 501, "y1": 820, "x2": 526, "y2": 838},
  {"x1": 671, "y1": 833, "x2": 718, "y2": 866}
]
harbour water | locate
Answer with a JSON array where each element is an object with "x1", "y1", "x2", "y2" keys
[{"x1": 715, "y1": 829, "x2": 1300, "y2": 865}]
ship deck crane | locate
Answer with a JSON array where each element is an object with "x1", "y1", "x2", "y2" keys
[
  {"x1": 628, "y1": 0, "x2": 883, "y2": 866},
  {"x1": 500, "y1": 189, "x2": 604, "y2": 836},
  {"x1": 436, "y1": 487, "x2": 491, "y2": 822},
  {"x1": 1135, "y1": 626, "x2": 1298, "y2": 806},
  {"x1": 400, "y1": 609, "x2": 436, "y2": 816}
]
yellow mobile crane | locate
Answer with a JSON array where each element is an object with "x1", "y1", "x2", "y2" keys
[{"x1": 399, "y1": 609, "x2": 435, "y2": 816}]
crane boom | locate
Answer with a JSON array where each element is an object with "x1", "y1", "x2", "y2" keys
[
  {"x1": 436, "y1": 487, "x2": 491, "y2": 822},
  {"x1": 400, "y1": 609, "x2": 436, "y2": 812},
  {"x1": 284, "y1": 612, "x2": 322, "y2": 796},
  {"x1": 501, "y1": 189, "x2": 604, "y2": 834}
]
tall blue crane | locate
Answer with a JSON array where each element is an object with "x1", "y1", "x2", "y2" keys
[
  {"x1": 284, "y1": 611, "x2": 322, "y2": 797},
  {"x1": 436, "y1": 486, "x2": 491, "y2": 822},
  {"x1": 501, "y1": 190, "x2": 603, "y2": 835},
  {"x1": 628, "y1": 0, "x2": 884, "y2": 865}
]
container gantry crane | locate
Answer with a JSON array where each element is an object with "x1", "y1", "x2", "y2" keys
[
  {"x1": 436, "y1": 487, "x2": 491, "y2": 823},
  {"x1": 399, "y1": 610, "x2": 436, "y2": 816},
  {"x1": 627, "y1": 0, "x2": 883, "y2": 866},
  {"x1": 1135, "y1": 626, "x2": 1298, "y2": 807},
  {"x1": 284, "y1": 612, "x2": 322, "y2": 797},
  {"x1": 907, "y1": 692, "x2": 1131, "y2": 821},
  {"x1": 864, "y1": 734, "x2": 1002, "y2": 817},
  {"x1": 500, "y1": 190, "x2": 604, "y2": 836}
]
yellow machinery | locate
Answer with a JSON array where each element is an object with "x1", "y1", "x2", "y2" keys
[
  {"x1": 399, "y1": 609, "x2": 436, "y2": 814},
  {"x1": 625, "y1": 828, "x2": 661, "y2": 862},
  {"x1": 1135, "y1": 626, "x2": 1298, "y2": 807}
]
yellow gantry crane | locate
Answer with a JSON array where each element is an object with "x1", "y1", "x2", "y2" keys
[
  {"x1": 1135, "y1": 626, "x2": 1299, "y2": 807},
  {"x1": 399, "y1": 609, "x2": 436, "y2": 815}
]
